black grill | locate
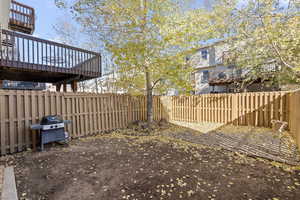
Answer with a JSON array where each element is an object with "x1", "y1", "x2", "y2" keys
[
  {"x1": 41, "y1": 115, "x2": 63, "y2": 125},
  {"x1": 30, "y1": 115, "x2": 70, "y2": 151}
]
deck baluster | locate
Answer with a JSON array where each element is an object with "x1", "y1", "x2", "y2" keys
[{"x1": 0, "y1": 29, "x2": 101, "y2": 83}]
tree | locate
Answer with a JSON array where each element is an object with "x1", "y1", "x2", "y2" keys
[
  {"x1": 215, "y1": 0, "x2": 300, "y2": 85},
  {"x1": 54, "y1": 18, "x2": 115, "y2": 92},
  {"x1": 164, "y1": 0, "x2": 299, "y2": 87},
  {"x1": 55, "y1": 0, "x2": 212, "y2": 125}
]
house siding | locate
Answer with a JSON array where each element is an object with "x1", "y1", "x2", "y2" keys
[
  {"x1": 194, "y1": 65, "x2": 231, "y2": 94},
  {"x1": 191, "y1": 42, "x2": 232, "y2": 94},
  {"x1": 0, "y1": 0, "x2": 11, "y2": 29}
]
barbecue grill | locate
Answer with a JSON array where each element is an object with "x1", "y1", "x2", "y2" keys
[{"x1": 30, "y1": 115, "x2": 71, "y2": 151}]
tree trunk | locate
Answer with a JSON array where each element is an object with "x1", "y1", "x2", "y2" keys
[
  {"x1": 141, "y1": 0, "x2": 152, "y2": 125},
  {"x1": 145, "y1": 71, "x2": 153, "y2": 125}
]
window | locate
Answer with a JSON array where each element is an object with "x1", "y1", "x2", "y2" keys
[
  {"x1": 201, "y1": 70, "x2": 209, "y2": 83},
  {"x1": 218, "y1": 72, "x2": 226, "y2": 79},
  {"x1": 201, "y1": 49, "x2": 208, "y2": 60},
  {"x1": 235, "y1": 69, "x2": 242, "y2": 76}
]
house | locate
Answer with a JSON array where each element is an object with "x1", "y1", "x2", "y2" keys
[
  {"x1": 69, "y1": 71, "x2": 122, "y2": 93},
  {"x1": 1, "y1": 80, "x2": 46, "y2": 90},
  {"x1": 0, "y1": 0, "x2": 102, "y2": 92},
  {"x1": 190, "y1": 41, "x2": 233, "y2": 94},
  {"x1": 94, "y1": 71, "x2": 125, "y2": 94},
  {"x1": 190, "y1": 41, "x2": 280, "y2": 94}
]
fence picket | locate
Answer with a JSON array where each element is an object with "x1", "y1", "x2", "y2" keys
[
  {"x1": 16, "y1": 91, "x2": 23, "y2": 152},
  {"x1": 8, "y1": 93, "x2": 15, "y2": 153},
  {"x1": 0, "y1": 94, "x2": 6, "y2": 155}
]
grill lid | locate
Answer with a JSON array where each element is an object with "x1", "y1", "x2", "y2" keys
[{"x1": 41, "y1": 115, "x2": 63, "y2": 125}]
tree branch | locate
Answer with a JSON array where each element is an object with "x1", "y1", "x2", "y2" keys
[
  {"x1": 151, "y1": 78, "x2": 162, "y2": 90},
  {"x1": 258, "y1": 14, "x2": 295, "y2": 70}
]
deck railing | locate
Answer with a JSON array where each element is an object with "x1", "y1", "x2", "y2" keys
[
  {"x1": 0, "y1": 29, "x2": 102, "y2": 80},
  {"x1": 208, "y1": 68, "x2": 239, "y2": 85},
  {"x1": 9, "y1": 0, "x2": 35, "y2": 34}
]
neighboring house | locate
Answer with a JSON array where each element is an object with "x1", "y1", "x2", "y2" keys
[
  {"x1": 79, "y1": 71, "x2": 124, "y2": 94},
  {"x1": 1, "y1": 80, "x2": 46, "y2": 90},
  {"x1": 165, "y1": 88, "x2": 179, "y2": 96},
  {"x1": 44, "y1": 71, "x2": 124, "y2": 93},
  {"x1": 190, "y1": 41, "x2": 234, "y2": 94},
  {"x1": 190, "y1": 41, "x2": 280, "y2": 94},
  {"x1": 96, "y1": 72, "x2": 119, "y2": 93}
]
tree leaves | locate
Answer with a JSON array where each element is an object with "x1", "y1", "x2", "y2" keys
[
  {"x1": 60, "y1": 0, "x2": 201, "y2": 95},
  {"x1": 217, "y1": 0, "x2": 300, "y2": 85}
]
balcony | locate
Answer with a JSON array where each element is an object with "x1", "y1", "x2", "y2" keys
[
  {"x1": 208, "y1": 68, "x2": 242, "y2": 86},
  {"x1": 0, "y1": 29, "x2": 102, "y2": 83},
  {"x1": 9, "y1": 0, "x2": 35, "y2": 34}
]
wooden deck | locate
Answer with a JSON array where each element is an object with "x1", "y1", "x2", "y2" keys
[{"x1": 0, "y1": 29, "x2": 102, "y2": 83}]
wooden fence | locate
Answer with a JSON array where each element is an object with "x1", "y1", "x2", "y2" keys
[
  {"x1": 0, "y1": 90, "x2": 166, "y2": 155},
  {"x1": 289, "y1": 90, "x2": 300, "y2": 150},
  {"x1": 170, "y1": 92, "x2": 290, "y2": 127},
  {"x1": 0, "y1": 90, "x2": 299, "y2": 155},
  {"x1": 168, "y1": 91, "x2": 300, "y2": 150}
]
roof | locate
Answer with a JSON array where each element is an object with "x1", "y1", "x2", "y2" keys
[{"x1": 196, "y1": 39, "x2": 227, "y2": 51}]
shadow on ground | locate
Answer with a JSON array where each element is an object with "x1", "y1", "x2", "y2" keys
[{"x1": 161, "y1": 122, "x2": 300, "y2": 166}]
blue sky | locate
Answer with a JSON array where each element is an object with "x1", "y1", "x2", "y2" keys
[
  {"x1": 18, "y1": 0, "x2": 290, "y2": 43},
  {"x1": 17, "y1": 0, "x2": 207, "y2": 41},
  {"x1": 15, "y1": 0, "x2": 209, "y2": 73},
  {"x1": 17, "y1": 0, "x2": 72, "y2": 40}
]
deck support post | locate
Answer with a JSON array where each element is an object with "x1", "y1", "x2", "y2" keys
[
  {"x1": 71, "y1": 81, "x2": 78, "y2": 92},
  {"x1": 63, "y1": 83, "x2": 67, "y2": 92},
  {"x1": 56, "y1": 84, "x2": 62, "y2": 92},
  {"x1": 0, "y1": 80, "x2": 3, "y2": 89}
]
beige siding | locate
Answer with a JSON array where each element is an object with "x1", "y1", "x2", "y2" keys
[
  {"x1": 191, "y1": 42, "x2": 231, "y2": 94},
  {"x1": 0, "y1": 0, "x2": 11, "y2": 29}
]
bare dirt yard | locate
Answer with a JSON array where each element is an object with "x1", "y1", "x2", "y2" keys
[{"x1": 2, "y1": 123, "x2": 300, "y2": 200}]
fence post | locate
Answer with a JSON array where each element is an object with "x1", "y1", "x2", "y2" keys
[
  {"x1": 289, "y1": 91, "x2": 300, "y2": 150},
  {"x1": 296, "y1": 92, "x2": 300, "y2": 150},
  {"x1": 160, "y1": 96, "x2": 172, "y2": 121},
  {"x1": 232, "y1": 94, "x2": 239, "y2": 125},
  {"x1": 0, "y1": 92, "x2": 6, "y2": 155}
]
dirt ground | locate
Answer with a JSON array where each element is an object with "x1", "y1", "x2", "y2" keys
[{"x1": 2, "y1": 124, "x2": 300, "y2": 200}]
